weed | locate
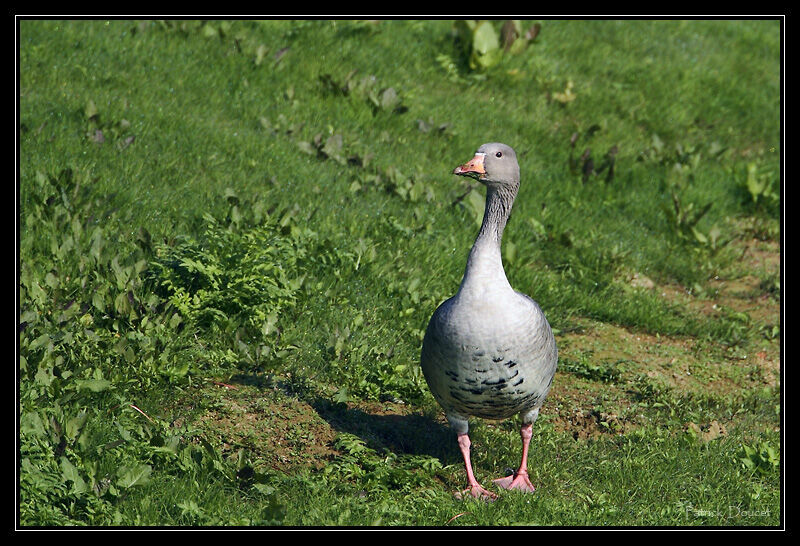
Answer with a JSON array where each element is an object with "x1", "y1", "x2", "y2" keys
[
  {"x1": 738, "y1": 441, "x2": 780, "y2": 476},
  {"x1": 560, "y1": 354, "x2": 623, "y2": 383},
  {"x1": 453, "y1": 20, "x2": 541, "y2": 71},
  {"x1": 741, "y1": 161, "x2": 779, "y2": 211}
]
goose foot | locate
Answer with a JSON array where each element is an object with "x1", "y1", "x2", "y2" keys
[
  {"x1": 492, "y1": 423, "x2": 537, "y2": 493},
  {"x1": 454, "y1": 432, "x2": 498, "y2": 501},
  {"x1": 454, "y1": 484, "x2": 497, "y2": 501},
  {"x1": 493, "y1": 470, "x2": 536, "y2": 493}
]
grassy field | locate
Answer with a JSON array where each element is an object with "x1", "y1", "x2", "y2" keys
[{"x1": 18, "y1": 19, "x2": 782, "y2": 527}]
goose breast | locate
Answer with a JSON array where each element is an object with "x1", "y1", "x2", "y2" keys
[{"x1": 421, "y1": 290, "x2": 557, "y2": 422}]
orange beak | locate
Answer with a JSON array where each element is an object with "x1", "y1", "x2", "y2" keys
[{"x1": 453, "y1": 153, "x2": 486, "y2": 179}]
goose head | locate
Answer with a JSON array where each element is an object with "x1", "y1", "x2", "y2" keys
[{"x1": 453, "y1": 142, "x2": 520, "y2": 191}]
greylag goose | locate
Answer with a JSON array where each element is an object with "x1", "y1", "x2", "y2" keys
[{"x1": 421, "y1": 142, "x2": 558, "y2": 500}]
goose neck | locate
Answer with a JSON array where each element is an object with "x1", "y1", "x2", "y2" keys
[
  {"x1": 458, "y1": 185, "x2": 517, "y2": 296},
  {"x1": 476, "y1": 184, "x2": 516, "y2": 246}
]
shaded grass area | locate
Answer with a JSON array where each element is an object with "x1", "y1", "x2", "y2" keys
[{"x1": 18, "y1": 19, "x2": 781, "y2": 526}]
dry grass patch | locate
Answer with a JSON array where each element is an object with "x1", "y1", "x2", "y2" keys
[{"x1": 177, "y1": 379, "x2": 340, "y2": 473}]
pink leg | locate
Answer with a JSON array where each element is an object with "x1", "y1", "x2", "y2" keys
[
  {"x1": 454, "y1": 433, "x2": 497, "y2": 500},
  {"x1": 492, "y1": 423, "x2": 536, "y2": 493}
]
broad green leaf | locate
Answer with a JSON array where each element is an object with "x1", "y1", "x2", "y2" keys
[
  {"x1": 114, "y1": 291, "x2": 132, "y2": 316},
  {"x1": 90, "y1": 228, "x2": 105, "y2": 262},
  {"x1": 223, "y1": 187, "x2": 239, "y2": 205},
  {"x1": 44, "y1": 271, "x2": 59, "y2": 289},
  {"x1": 201, "y1": 23, "x2": 218, "y2": 38},
  {"x1": 116, "y1": 463, "x2": 152, "y2": 488},
  {"x1": 75, "y1": 378, "x2": 113, "y2": 392},
  {"x1": 29, "y1": 333, "x2": 51, "y2": 351},
  {"x1": 92, "y1": 290, "x2": 106, "y2": 312},
  {"x1": 471, "y1": 21, "x2": 502, "y2": 69},
  {"x1": 65, "y1": 410, "x2": 88, "y2": 441},
  {"x1": 379, "y1": 87, "x2": 400, "y2": 111},
  {"x1": 691, "y1": 226, "x2": 708, "y2": 245},
  {"x1": 255, "y1": 44, "x2": 268, "y2": 66},
  {"x1": 61, "y1": 457, "x2": 88, "y2": 494},
  {"x1": 85, "y1": 100, "x2": 98, "y2": 120},
  {"x1": 20, "y1": 411, "x2": 46, "y2": 437},
  {"x1": 473, "y1": 21, "x2": 499, "y2": 55},
  {"x1": 34, "y1": 367, "x2": 54, "y2": 386}
]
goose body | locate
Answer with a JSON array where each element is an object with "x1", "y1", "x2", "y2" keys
[
  {"x1": 421, "y1": 143, "x2": 557, "y2": 499},
  {"x1": 422, "y1": 287, "x2": 556, "y2": 426}
]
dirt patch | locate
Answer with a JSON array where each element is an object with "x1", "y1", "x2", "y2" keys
[
  {"x1": 684, "y1": 420, "x2": 727, "y2": 443},
  {"x1": 548, "y1": 293, "x2": 779, "y2": 437},
  {"x1": 558, "y1": 316, "x2": 777, "y2": 390},
  {"x1": 600, "y1": 231, "x2": 781, "y2": 400},
  {"x1": 549, "y1": 407, "x2": 633, "y2": 440},
  {"x1": 636, "y1": 231, "x2": 781, "y2": 325},
  {"x1": 181, "y1": 380, "x2": 340, "y2": 472},
  {"x1": 173, "y1": 378, "x2": 458, "y2": 474},
  {"x1": 309, "y1": 397, "x2": 455, "y2": 461},
  {"x1": 656, "y1": 274, "x2": 779, "y2": 329},
  {"x1": 619, "y1": 233, "x2": 780, "y2": 329}
]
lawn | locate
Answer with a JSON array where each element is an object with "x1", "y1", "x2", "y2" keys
[{"x1": 18, "y1": 19, "x2": 782, "y2": 527}]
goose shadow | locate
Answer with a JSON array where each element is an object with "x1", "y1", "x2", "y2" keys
[
  {"x1": 229, "y1": 372, "x2": 460, "y2": 464},
  {"x1": 308, "y1": 396, "x2": 460, "y2": 463}
]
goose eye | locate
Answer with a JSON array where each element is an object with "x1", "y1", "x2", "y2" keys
[{"x1": 496, "y1": 151, "x2": 502, "y2": 158}]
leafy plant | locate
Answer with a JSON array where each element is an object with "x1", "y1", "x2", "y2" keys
[
  {"x1": 661, "y1": 167, "x2": 714, "y2": 244},
  {"x1": 453, "y1": 20, "x2": 541, "y2": 71},
  {"x1": 551, "y1": 79, "x2": 577, "y2": 104},
  {"x1": 153, "y1": 211, "x2": 306, "y2": 339},
  {"x1": 742, "y1": 161, "x2": 779, "y2": 209},
  {"x1": 561, "y1": 354, "x2": 623, "y2": 383},
  {"x1": 319, "y1": 70, "x2": 407, "y2": 115},
  {"x1": 568, "y1": 129, "x2": 618, "y2": 182},
  {"x1": 326, "y1": 433, "x2": 443, "y2": 494},
  {"x1": 738, "y1": 441, "x2": 780, "y2": 476},
  {"x1": 84, "y1": 99, "x2": 135, "y2": 149},
  {"x1": 18, "y1": 168, "x2": 287, "y2": 525}
]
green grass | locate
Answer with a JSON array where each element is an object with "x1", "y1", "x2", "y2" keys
[{"x1": 18, "y1": 19, "x2": 781, "y2": 527}]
